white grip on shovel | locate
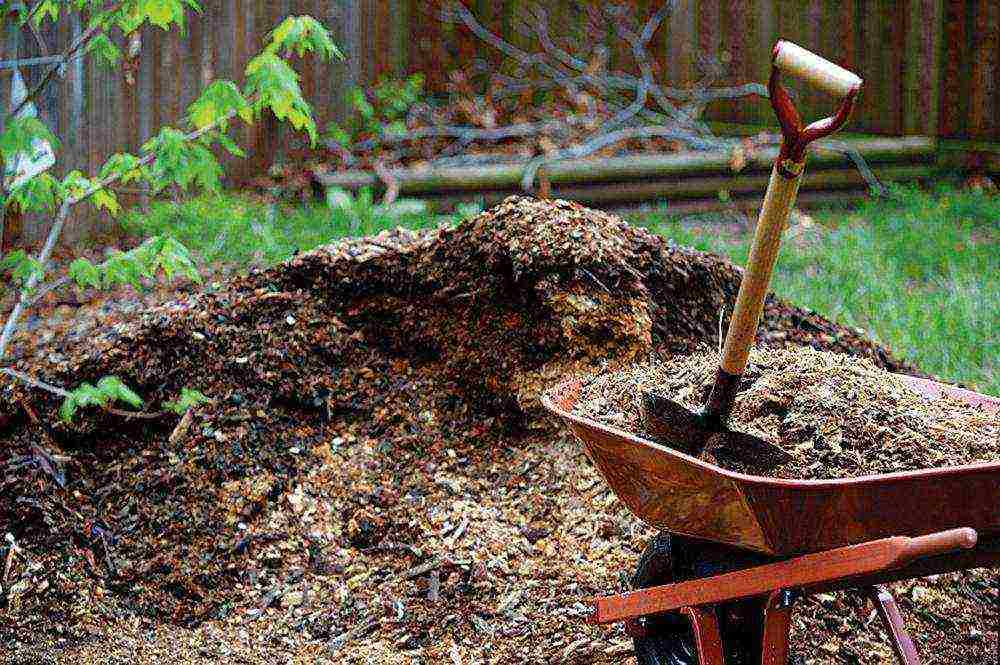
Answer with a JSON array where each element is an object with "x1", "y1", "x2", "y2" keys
[{"x1": 773, "y1": 40, "x2": 862, "y2": 98}]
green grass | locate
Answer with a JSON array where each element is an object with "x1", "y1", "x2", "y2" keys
[
  {"x1": 635, "y1": 184, "x2": 998, "y2": 394},
  {"x1": 125, "y1": 184, "x2": 997, "y2": 394},
  {"x1": 121, "y1": 190, "x2": 451, "y2": 267}
]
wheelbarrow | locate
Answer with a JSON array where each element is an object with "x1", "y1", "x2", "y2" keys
[
  {"x1": 542, "y1": 42, "x2": 1000, "y2": 665},
  {"x1": 545, "y1": 374, "x2": 999, "y2": 664}
]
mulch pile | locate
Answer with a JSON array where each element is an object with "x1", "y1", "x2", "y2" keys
[
  {"x1": 1, "y1": 197, "x2": 994, "y2": 664},
  {"x1": 573, "y1": 348, "x2": 999, "y2": 478}
]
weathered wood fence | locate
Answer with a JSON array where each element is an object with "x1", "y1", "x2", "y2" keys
[{"x1": 0, "y1": 1, "x2": 997, "y2": 240}]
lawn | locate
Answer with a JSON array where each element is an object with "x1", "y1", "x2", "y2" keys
[
  {"x1": 124, "y1": 184, "x2": 998, "y2": 394},
  {"x1": 635, "y1": 185, "x2": 998, "y2": 394}
]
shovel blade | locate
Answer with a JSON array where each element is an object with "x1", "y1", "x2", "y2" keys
[
  {"x1": 704, "y1": 430, "x2": 794, "y2": 468},
  {"x1": 640, "y1": 390, "x2": 793, "y2": 467},
  {"x1": 640, "y1": 390, "x2": 712, "y2": 455}
]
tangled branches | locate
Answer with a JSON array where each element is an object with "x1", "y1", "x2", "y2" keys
[{"x1": 326, "y1": 1, "x2": 881, "y2": 195}]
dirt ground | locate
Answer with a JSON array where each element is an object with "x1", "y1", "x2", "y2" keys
[{"x1": 1, "y1": 197, "x2": 995, "y2": 664}]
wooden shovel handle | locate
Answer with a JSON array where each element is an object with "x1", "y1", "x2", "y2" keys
[
  {"x1": 719, "y1": 165, "x2": 801, "y2": 376},
  {"x1": 703, "y1": 43, "x2": 861, "y2": 424}
]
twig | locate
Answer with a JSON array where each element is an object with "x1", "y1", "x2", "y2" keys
[
  {"x1": 3, "y1": 533, "x2": 19, "y2": 584},
  {"x1": 428, "y1": 1, "x2": 778, "y2": 193},
  {"x1": 328, "y1": 619, "x2": 379, "y2": 652},
  {"x1": 7, "y1": 2, "x2": 122, "y2": 123},
  {"x1": 520, "y1": 125, "x2": 730, "y2": 191},
  {"x1": 403, "y1": 555, "x2": 448, "y2": 580},
  {"x1": 427, "y1": 568, "x2": 440, "y2": 602},
  {"x1": 717, "y1": 305, "x2": 725, "y2": 355},
  {"x1": 342, "y1": 115, "x2": 597, "y2": 154},
  {"x1": 1, "y1": 367, "x2": 71, "y2": 397},
  {"x1": 168, "y1": 408, "x2": 195, "y2": 445},
  {"x1": 813, "y1": 139, "x2": 885, "y2": 194},
  {"x1": 375, "y1": 161, "x2": 399, "y2": 205}
]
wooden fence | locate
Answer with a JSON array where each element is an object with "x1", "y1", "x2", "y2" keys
[
  {"x1": 402, "y1": 0, "x2": 998, "y2": 140},
  {"x1": 0, "y1": 1, "x2": 997, "y2": 240}
]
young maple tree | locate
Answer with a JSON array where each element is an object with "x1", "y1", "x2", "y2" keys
[{"x1": 0, "y1": 1, "x2": 341, "y2": 421}]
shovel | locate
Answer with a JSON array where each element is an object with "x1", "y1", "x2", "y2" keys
[{"x1": 642, "y1": 41, "x2": 863, "y2": 466}]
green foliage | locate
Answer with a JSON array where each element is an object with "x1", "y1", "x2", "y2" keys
[
  {"x1": 68, "y1": 257, "x2": 101, "y2": 288},
  {"x1": 0, "y1": 8, "x2": 342, "y2": 427},
  {"x1": 239, "y1": 15, "x2": 339, "y2": 144},
  {"x1": 141, "y1": 127, "x2": 224, "y2": 193},
  {"x1": 59, "y1": 375, "x2": 144, "y2": 422},
  {"x1": 86, "y1": 33, "x2": 122, "y2": 67},
  {"x1": 25, "y1": 0, "x2": 61, "y2": 26},
  {"x1": 266, "y1": 15, "x2": 342, "y2": 60},
  {"x1": 1, "y1": 249, "x2": 43, "y2": 286},
  {"x1": 326, "y1": 187, "x2": 429, "y2": 235},
  {"x1": 0, "y1": 116, "x2": 59, "y2": 165},
  {"x1": 636, "y1": 183, "x2": 999, "y2": 394},
  {"x1": 24, "y1": 0, "x2": 202, "y2": 34},
  {"x1": 66, "y1": 236, "x2": 200, "y2": 290},
  {"x1": 325, "y1": 74, "x2": 424, "y2": 148},
  {"x1": 116, "y1": 0, "x2": 202, "y2": 32},
  {"x1": 99, "y1": 153, "x2": 145, "y2": 184},
  {"x1": 107, "y1": 236, "x2": 200, "y2": 287},
  {"x1": 187, "y1": 80, "x2": 253, "y2": 130},
  {"x1": 59, "y1": 170, "x2": 120, "y2": 214},
  {"x1": 244, "y1": 52, "x2": 317, "y2": 142},
  {"x1": 163, "y1": 387, "x2": 211, "y2": 415},
  {"x1": 8, "y1": 173, "x2": 59, "y2": 214}
]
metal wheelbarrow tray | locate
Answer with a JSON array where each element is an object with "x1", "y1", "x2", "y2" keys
[{"x1": 543, "y1": 373, "x2": 1000, "y2": 557}]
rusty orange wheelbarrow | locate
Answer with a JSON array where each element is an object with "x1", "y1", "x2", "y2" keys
[
  {"x1": 545, "y1": 374, "x2": 999, "y2": 665},
  {"x1": 543, "y1": 42, "x2": 1000, "y2": 665}
]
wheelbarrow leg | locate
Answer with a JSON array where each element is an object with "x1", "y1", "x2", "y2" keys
[
  {"x1": 680, "y1": 606, "x2": 725, "y2": 665},
  {"x1": 760, "y1": 589, "x2": 796, "y2": 665},
  {"x1": 867, "y1": 585, "x2": 921, "y2": 665}
]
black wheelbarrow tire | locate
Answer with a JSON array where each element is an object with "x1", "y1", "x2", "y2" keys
[{"x1": 631, "y1": 532, "x2": 777, "y2": 665}]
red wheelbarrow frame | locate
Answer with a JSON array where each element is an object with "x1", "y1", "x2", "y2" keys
[
  {"x1": 589, "y1": 527, "x2": 996, "y2": 665},
  {"x1": 542, "y1": 375, "x2": 1000, "y2": 556}
]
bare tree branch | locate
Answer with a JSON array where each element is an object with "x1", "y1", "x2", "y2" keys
[{"x1": 7, "y1": 1, "x2": 123, "y2": 123}]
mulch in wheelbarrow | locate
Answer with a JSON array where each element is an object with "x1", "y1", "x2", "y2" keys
[
  {"x1": 573, "y1": 347, "x2": 999, "y2": 478},
  {"x1": 1, "y1": 197, "x2": 994, "y2": 663}
]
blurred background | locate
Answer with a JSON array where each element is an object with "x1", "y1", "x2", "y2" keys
[
  {"x1": 0, "y1": 0, "x2": 996, "y2": 241},
  {"x1": 0, "y1": 1, "x2": 996, "y2": 391}
]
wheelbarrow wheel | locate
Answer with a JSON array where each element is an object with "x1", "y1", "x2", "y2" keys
[{"x1": 631, "y1": 532, "x2": 775, "y2": 665}]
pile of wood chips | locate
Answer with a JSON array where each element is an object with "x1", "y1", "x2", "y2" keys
[{"x1": 574, "y1": 347, "x2": 999, "y2": 478}]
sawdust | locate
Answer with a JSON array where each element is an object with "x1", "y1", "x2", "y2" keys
[
  {"x1": 573, "y1": 347, "x2": 999, "y2": 478},
  {"x1": 1, "y1": 197, "x2": 994, "y2": 663}
]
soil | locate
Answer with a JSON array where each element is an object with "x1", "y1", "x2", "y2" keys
[
  {"x1": 573, "y1": 348, "x2": 999, "y2": 479},
  {"x1": 1, "y1": 197, "x2": 994, "y2": 663}
]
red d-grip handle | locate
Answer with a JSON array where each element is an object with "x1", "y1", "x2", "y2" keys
[{"x1": 768, "y1": 41, "x2": 863, "y2": 169}]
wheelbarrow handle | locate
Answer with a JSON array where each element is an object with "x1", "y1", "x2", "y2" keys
[
  {"x1": 896, "y1": 527, "x2": 979, "y2": 566},
  {"x1": 704, "y1": 43, "x2": 861, "y2": 422}
]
